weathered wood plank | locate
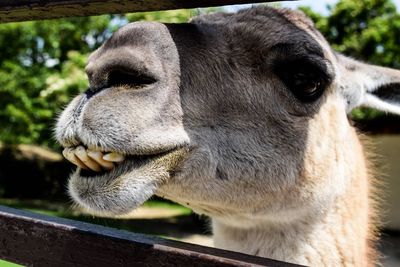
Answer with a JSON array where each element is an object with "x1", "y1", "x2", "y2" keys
[
  {"x1": 0, "y1": 205, "x2": 304, "y2": 267},
  {"x1": 0, "y1": 0, "x2": 293, "y2": 23}
]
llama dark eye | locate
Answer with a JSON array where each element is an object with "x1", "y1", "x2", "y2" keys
[
  {"x1": 290, "y1": 72, "x2": 324, "y2": 101},
  {"x1": 274, "y1": 58, "x2": 330, "y2": 102}
]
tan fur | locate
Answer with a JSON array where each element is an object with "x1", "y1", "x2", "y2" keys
[{"x1": 207, "y1": 99, "x2": 377, "y2": 266}]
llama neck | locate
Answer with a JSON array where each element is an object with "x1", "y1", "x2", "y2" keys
[
  {"x1": 211, "y1": 136, "x2": 375, "y2": 266},
  {"x1": 212, "y1": 193, "x2": 372, "y2": 266}
]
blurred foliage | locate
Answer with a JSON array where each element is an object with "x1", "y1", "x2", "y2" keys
[
  {"x1": 126, "y1": 9, "x2": 194, "y2": 22},
  {"x1": 300, "y1": 0, "x2": 400, "y2": 120},
  {"x1": 0, "y1": 2, "x2": 399, "y2": 148},
  {"x1": 0, "y1": 16, "x2": 113, "y2": 148},
  {"x1": 301, "y1": 0, "x2": 400, "y2": 67}
]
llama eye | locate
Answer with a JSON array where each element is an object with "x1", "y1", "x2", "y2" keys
[
  {"x1": 273, "y1": 58, "x2": 330, "y2": 102},
  {"x1": 290, "y1": 72, "x2": 324, "y2": 101}
]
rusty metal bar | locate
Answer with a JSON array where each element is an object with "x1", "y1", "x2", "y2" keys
[
  {"x1": 0, "y1": 205, "x2": 304, "y2": 267},
  {"x1": 0, "y1": 0, "x2": 295, "y2": 23}
]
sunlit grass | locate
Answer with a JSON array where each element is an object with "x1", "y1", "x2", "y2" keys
[
  {"x1": 142, "y1": 199, "x2": 191, "y2": 214},
  {"x1": 0, "y1": 259, "x2": 23, "y2": 267},
  {"x1": 0, "y1": 198, "x2": 191, "y2": 217}
]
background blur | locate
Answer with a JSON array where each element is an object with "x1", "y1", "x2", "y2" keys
[{"x1": 1, "y1": 0, "x2": 400, "y2": 266}]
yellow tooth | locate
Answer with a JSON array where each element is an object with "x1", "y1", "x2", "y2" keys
[
  {"x1": 87, "y1": 150, "x2": 114, "y2": 170},
  {"x1": 103, "y1": 152, "x2": 125, "y2": 162},
  {"x1": 75, "y1": 146, "x2": 102, "y2": 172},
  {"x1": 62, "y1": 148, "x2": 89, "y2": 170}
]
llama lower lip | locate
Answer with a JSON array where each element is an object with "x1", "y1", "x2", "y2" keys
[{"x1": 68, "y1": 147, "x2": 188, "y2": 215}]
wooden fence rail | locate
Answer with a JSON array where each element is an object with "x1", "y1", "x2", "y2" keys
[
  {"x1": 0, "y1": 205, "x2": 303, "y2": 266},
  {"x1": 0, "y1": 0, "x2": 293, "y2": 23}
]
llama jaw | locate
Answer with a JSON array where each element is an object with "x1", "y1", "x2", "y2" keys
[{"x1": 66, "y1": 145, "x2": 189, "y2": 215}]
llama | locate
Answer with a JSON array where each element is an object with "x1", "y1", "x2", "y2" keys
[{"x1": 56, "y1": 7, "x2": 400, "y2": 266}]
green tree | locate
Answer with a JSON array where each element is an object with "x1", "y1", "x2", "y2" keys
[
  {"x1": 0, "y1": 16, "x2": 113, "y2": 147},
  {"x1": 301, "y1": 0, "x2": 400, "y2": 120},
  {"x1": 303, "y1": 0, "x2": 400, "y2": 68}
]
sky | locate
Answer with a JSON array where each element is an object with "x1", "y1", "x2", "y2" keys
[
  {"x1": 280, "y1": 0, "x2": 341, "y2": 15},
  {"x1": 225, "y1": 0, "x2": 400, "y2": 15},
  {"x1": 281, "y1": 0, "x2": 400, "y2": 15}
]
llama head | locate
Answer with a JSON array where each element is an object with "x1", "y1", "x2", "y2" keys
[{"x1": 56, "y1": 7, "x2": 400, "y2": 220}]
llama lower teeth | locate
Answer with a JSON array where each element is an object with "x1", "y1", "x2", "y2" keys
[
  {"x1": 62, "y1": 146, "x2": 125, "y2": 171},
  {"x1": 62, "y1": 147, "x2": 89, "y2": 170},
  {"x1": 103, "y1": 152, "x2": 125, "y2": 162},
  {"x1": 75, "y1": 146, "x2": 102, "y2": 172},
  {"x1": 87, "y1": 150, "x2": 114, "y2": 170}
]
